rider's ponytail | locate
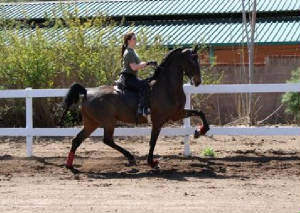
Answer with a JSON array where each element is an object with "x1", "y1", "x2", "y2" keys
[
  {"x1": 121, "y1": 44, "x2": 127, "y2": 63},
  {"x1": 121, "y1": 32, "x2": 135, "y2": 66}
]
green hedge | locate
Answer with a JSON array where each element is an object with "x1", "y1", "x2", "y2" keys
[
  {"x1": 281, "y1": 68, "x2": 300, "y2": 122},
  {"x1": 0, "y1": 13, "x2": 218, "y2": 127},
  {"x1": 0, "y1": 16, "x2": 166, "y2": 89}
]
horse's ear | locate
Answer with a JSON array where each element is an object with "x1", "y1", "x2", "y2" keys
[{"x1": 193, "y1": 45, "x2": 199, "y2": 53}]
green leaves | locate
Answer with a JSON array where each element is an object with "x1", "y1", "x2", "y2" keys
[
  {"x1": 0, "y1": 11, "x2": 221, "y2": 127},
  {"x1": 0, "y1": 12, "x2": 218, "y2": 89},
  {"x1": 0, "y1": 26, "x2": 57, "y2": 89},
  {"x1": 202, "y1": 147, "x2": 216, "y2": 157},
  {"x1": 0, "y1": 12, "x2": 168, "y2": 126},
  {"x1": 281, "y1": 68, "x2": 300, "y2": 122}
]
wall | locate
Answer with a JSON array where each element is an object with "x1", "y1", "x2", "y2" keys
[
  {"x1": 211, "y1": 44, "x2": 300, "y2": 65},
  {"x1": 198, "y1": 55, "x2": 300, "y2": 125}
]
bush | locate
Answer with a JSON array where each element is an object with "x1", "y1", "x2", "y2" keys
[
  {"x1": 0, "y1": 14, "x2": 168, "y2": 90},
  {"x1": 0, "y1": 14, "x2": 166, "y2": 126},
  {"x1": 281, "y1": 68, "x2": 300, "y2": 123},
  {"x1": 202, "y1": 147, "x2": 215, "y2": 157},
  {"x1": 0, "y1": 11, "x2": 219, "y2": 127}
]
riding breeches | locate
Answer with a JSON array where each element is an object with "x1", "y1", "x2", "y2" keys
[{"x1": 121, "y1": 73, "x2": 150, "y2": 112}]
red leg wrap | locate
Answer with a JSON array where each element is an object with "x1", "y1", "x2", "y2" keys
[
  {"x1": 200, "y1": 125, "x2": 209, "y2": 135},
  {"x1": 66, "y1": 151, "x2": 75, "y2": 168},
  {"x1": 149, "y1": 159, "x2": 159, "y2": 168}
]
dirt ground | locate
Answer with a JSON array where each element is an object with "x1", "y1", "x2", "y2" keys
[{"x1": 0, "y1": 134, "x2": 299, "y2": 213}]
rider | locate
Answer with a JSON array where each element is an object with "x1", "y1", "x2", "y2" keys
[{"x1": 119, "y1": 32, "x2": 157, "y2": 117}]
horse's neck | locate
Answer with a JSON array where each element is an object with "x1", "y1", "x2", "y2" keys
[{"x1": 156, "y1": 61, "x2": 185, "y2": 99}]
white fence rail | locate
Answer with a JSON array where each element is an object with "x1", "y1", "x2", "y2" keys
[{"x1": 0, "y1": 83, "x2": 299, "y2": 157}]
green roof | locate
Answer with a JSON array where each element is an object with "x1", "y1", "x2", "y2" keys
[
  {"x1": 1, "y1": 0, "x2": 299, "y2": 46},
  {"x1": 5, "y1": 19, "x2": 300, "y2": 46},
  {"x1": 1, "y1": 0, "x2": 299, "y2": 20}
]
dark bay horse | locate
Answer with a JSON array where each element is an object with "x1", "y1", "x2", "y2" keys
[{"x1": 62, "y1": 46, "x2": 209, "y2": 169}]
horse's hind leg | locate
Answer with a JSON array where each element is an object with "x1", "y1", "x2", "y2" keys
[
  {"x1": 66, "y1": 124, "x2": 97, "y2": 168},
  {"x1": 103, "y1": 127, "x2": 136, "y2": 166}
]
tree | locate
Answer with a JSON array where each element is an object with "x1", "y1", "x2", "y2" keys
[{"x1": 241, "y1": 0, "x2": 257, "y2": 125}]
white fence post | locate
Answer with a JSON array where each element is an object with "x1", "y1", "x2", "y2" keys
[
  {"x1": 183, "y1": 90, "x2": 191, "y2": 157},
  {"x1": 25, "y1": 88, "x2": 33, "y2": 157}
]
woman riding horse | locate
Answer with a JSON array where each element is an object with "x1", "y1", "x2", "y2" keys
[
  {"x1": 63, "y1": 43, "x2": 210, "y2": 169},
  {"x1": 118, "y1": 32, "x2": 157, "y2": 118}
]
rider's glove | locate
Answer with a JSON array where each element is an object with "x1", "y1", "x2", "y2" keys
[{"x1": 146, "y1": 61, "x2": 158, "y2": 67}]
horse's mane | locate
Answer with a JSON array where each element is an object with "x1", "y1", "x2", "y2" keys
[
  {"x1": 150, "y1": 48, "x2": 184, "y2": 80},
  {"x1": 160, "y1": 48, "x2": 184, "y2": 67}
]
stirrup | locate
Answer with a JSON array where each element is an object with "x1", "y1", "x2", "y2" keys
[
  {"x1": 137, "y1": 106, "x2": 144, "y2": 116},
  {"x1": 143, "y1": 107, "x2": 151, "y2": 116}
]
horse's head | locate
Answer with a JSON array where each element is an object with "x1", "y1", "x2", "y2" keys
[{"x1": 181, "y1": 45, "x2": 201, "y2": 86}]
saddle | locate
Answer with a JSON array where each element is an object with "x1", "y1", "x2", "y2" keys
[
  {"x1": 115, "y1": 80, "x2": 129, "y2": 93},
  {"x1": 115, "y1": 73, "x2": 155, "y2": 124},
  {"x1": 115, "y1": 72, "x2": 156, "y2": 93},
  {"x1": 115, "y1": 73, "x2": 134, "y2": 93}
]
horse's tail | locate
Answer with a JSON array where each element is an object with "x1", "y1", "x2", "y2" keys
[{"x1": 59, "y1": 83, "x2": 87, "y2": 127}]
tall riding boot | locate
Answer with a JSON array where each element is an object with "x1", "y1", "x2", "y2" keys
[
  {"x1": 143, "y1": 85, "x2": 151, "y2": 115},
  {"x1": 137, "y1": 89, "x2": 146, "y2": 116}
]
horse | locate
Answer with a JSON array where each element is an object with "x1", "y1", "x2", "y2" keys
[{"x1": 62, "y1": 46, "x2": 210, "y2": 169}]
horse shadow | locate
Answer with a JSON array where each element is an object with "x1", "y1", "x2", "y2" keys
[
  {"x1": 1, "y1": 153, "x2": 298, "y2": 182},
  {"x1": 60, "y1": 153, "x2": 299, "y2": 181},
  {"x1": 4, "y1": 155, "x2": 236, "y2": 181}
]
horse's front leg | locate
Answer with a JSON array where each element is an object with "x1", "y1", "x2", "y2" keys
[
  {"x1": 183, "y1": 109, "x2": 210, "y2": 138},
  {"x1": 147, "y1": 126, "x2": 161, "y2": 169}
]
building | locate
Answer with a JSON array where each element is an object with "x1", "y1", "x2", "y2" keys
[
  {"x1": 1, "y1": 0, "x2": 299, "y2": 123},
  {"x1": 1, "y1": 0, "x2": 299, "y2": 65}
]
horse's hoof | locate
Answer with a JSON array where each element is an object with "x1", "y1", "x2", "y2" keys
[
  {"x1": 65, "y1": 164, "x2": 73, "y2": 169},
  {"x1": 149, "y1": 159, "x2": 160, "y2": 169},
  {"x1": 153, "y1": 164, "x2": 160, "y2": 170},
  {"x1": 65, "y1": 165, "x2": 80, "y2": 174},
  {"x1": 194, "y1": 129, "x2": 201, "y2": 138},
  {"x1": 194, "y1": 125, "x2": 210, "y2": 138},
  {"x1": 126, "y1": 159, "x2": 137, "y2": 167}
]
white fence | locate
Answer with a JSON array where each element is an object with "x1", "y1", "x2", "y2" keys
[{"x1": 0, "y1": 83, "x2": 299, "y2": 157}]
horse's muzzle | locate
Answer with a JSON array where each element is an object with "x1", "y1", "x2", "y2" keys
[
  {"x1": 193, "y1": 78, "x2": 201, "y2": 87},
  {"x1": 192, "y1": 75, "x2": 201, "y2": 86},
  {"x1": 194, "y1": 81, "x2": 201, "y2": 87}
]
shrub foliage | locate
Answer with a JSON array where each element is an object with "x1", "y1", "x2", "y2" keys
[
  {"x1": 0, "y1": 12, "x2": 218, "y2": 127},
  {"x1": 281, "y1": 68, "x2": 300, "y2": 122}
]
